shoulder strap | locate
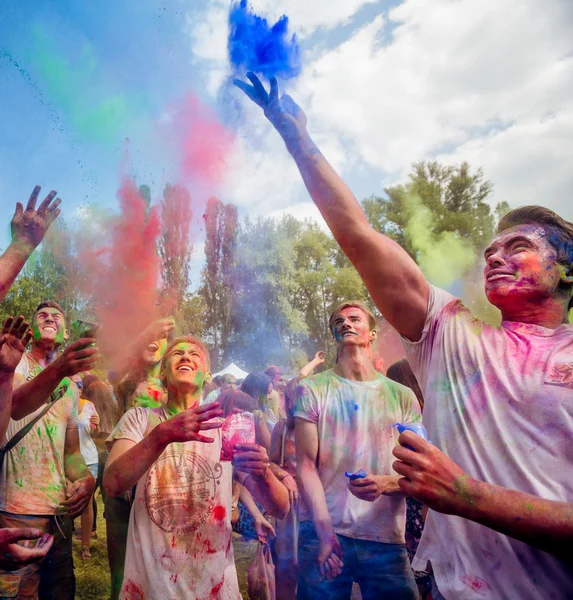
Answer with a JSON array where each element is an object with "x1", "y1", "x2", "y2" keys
[{"x1": 1, "y1": 383, "x2": 69, "y2": 455}]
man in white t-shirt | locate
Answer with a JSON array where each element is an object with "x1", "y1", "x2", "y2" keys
[
  {"x1": 294, "y1": 301, "x2": 420, "y2": 599},
  {"x1": 103, "y1": 335, "x2": 289, "y2": 600},
  {"x1": 203, "y1": 373, "x2": 237, "y2": 405},
  {"x1": 0, "y1": 300, "x2": 98, "y2": 600},
  {"x1": 234, "y1": 74, "x2": 573, "y2": 599}
]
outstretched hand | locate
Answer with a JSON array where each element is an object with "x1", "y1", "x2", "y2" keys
[
  {"x1": 0, "y1": 528, "x2": 54, "y2": 571},
  {"x1": 233, "y1": 73, "x2": 307, "y2": 146},
  {"x1": 0, "y1": 316, "x2": 33, "y2": 376},
  {"x1": 11, "y1": 185, "x2": 62, "y2": 252}
]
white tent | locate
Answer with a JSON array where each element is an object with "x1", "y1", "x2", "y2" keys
[{"x1": 212, "y1": 362, "x2": 249, "y2": 380}]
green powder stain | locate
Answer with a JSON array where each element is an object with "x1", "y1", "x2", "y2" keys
[
  {"x1": 37, "y1": 427, "x2": 42, "y2": 437},
  {"x1": 46, "y1": 423, "x2": 57, "y2": 439},
  {"x1": 25, "y1": 23, "x2": 149, "y2": 144},
  {"x1": 19, "y1": 446, "x2": 25, "y2": 455},
  {"x1": 525, "y1": 504, "x2": 532, "y2": 510},
  {"x1": 15, "y1": 479, "x2": 24, "y2": 488},
  {"x1": 404, "y1": 195, "x2": 476, "y2": 287}
]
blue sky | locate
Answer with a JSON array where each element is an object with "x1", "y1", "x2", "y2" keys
[{"x1": 1, "y1": 0, "x2": 572, "y2": 288}]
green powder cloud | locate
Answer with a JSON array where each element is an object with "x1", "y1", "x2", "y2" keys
[{"x1": 404, "y1": 195, "x2": 476, "y2": 287}]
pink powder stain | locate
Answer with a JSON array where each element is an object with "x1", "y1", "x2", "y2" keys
[
  {"x1": 122, "y1": 579, "x2": 145, "y2": 600},
  {"x1": 212, "y1": 505, "x2": 226, "y2": 522},
  {"x1": 461, "y1": 574, "x2": 492, "y2": 596},
  {"x1": 210, "y1": 577, "x2": 224, "y2": 599}
]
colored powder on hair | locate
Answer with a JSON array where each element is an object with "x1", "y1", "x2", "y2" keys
[
  {"x1": 27, "y1": 24, "x2": 146, "y2": 143},
  {"x1": 404, "y1": 195, "x2": 476, "y2": 287},
  {"x1": 227, "y1": 0, "x2": 301, "y2": 80}
]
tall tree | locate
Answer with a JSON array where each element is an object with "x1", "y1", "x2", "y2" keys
[
  {"x1": 157, "y1": 184, "x2": 193, "y2": 313},
  {"x1": 200, "y1": 197, "x2": 238, "y2": 369}
]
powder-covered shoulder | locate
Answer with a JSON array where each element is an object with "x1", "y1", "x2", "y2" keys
[
  {"x1": 297, "y1": 369, "x2": 337, "y2": 393},
  {"x1": 107, "y1": 406, "x2": 152, "y2": 446}
]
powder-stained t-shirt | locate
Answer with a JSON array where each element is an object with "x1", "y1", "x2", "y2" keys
[
  {"x1": 108, "y1": 407, "x2": 241, "y2": 600},
  {"x1": 402, "y1": 285, "x2": 573, "y2": 600},
  {"x1": 294, "y1": 369, "x2": 421, "y2": 544},
  {"x1": 0, "y1": 353, "x2": 79, "y2": 515},
  {"x1": 77, "y1": 401, "x2": 98, "y2": 466}
]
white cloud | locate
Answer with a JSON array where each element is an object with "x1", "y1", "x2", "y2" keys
[{"x1": 187, "y1": 0, "x2": 573, "y2": 222}]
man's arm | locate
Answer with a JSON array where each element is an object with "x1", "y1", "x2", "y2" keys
[
  {"x1": 299, "y1": 352, "x2": 325, "y2": 378},
  {"x1": 234, "y1": 75, "x2": 429, "y2": 341},
  {"x1": 11, "y1": 339, "x2": 99, "y2": 420},
  {"x1": 0, "y1": 186, "x2": 61, "y2": 302},
  {"x1": 393, "y1": 431, "x2": 573, "y2": 558},
  {"x1": 348, "y1": 474, "x2": 405, "y2": 501},
  {"x1": 295, "y1": 417, "x2": 343, "y2": 580},
  {"x1": 61, "y1": 427, "x2": 95, "y2": 518}
]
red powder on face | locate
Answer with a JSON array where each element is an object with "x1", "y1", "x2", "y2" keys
[{"x1": 212, "y1": 505, "x2": 227, "y2": 522}]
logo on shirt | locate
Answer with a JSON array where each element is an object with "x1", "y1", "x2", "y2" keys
[
  {"x1": 545, "y1": 362, "x2": 573, "y2": 389},
  {"x1": 144, "y1": 447, "x2": 223, "y2": 535}
]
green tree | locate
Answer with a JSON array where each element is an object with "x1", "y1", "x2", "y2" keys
[{"x1": 200, "y1": 197, "x2": 238, "y2": 369}]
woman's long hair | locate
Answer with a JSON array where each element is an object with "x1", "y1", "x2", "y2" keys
[
  {"x1": 84, "y1": 381, "x2": 120, "y2": 435},
  {"x1": 240, "y1": 372, "x2": 272, "y2": 411},
  {"x1": 386, "y1": 359, "x2": 424, "y2": 412}
]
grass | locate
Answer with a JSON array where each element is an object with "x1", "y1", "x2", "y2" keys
[{"x1": 73, "y1": 493, "x2": 258, "y2": 599}]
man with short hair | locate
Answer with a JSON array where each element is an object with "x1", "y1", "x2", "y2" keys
[
  {"x1": 295, "y1": 300, "x2": 420, "y2": 599},
  {"x1": 203, "y1": 372, "x2": 237, "y2": 405},
  {"x1": 104, "y1": 336, "x2": 289, "y2": 599},
  {"x1": 265, "y1": 366, "x2": 287, "y2": 419},
  {"x1": 0, "y1": 300, "x2": 98, "y2": 599},
  {"x1": 235, "y1": 74, "x2": 573, "y2": 598}
]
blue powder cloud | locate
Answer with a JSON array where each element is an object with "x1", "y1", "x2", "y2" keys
[{"x1": 227, "y1": 0, "x2": 301, "y2": 80}]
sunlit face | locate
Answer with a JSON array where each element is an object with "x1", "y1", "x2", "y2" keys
[
  {"x1": 33, "y1": 307, "x2": 66, "y2": 345},
  {"x1": 163, "y1": 342, "x2": 210, "y2": 390},
  {"x1": 483, "y1": 225, "x2": 566, "y2": 312},
  {"x1": 221, "y1": 375, "x2": 237, "y2": 391},
  {"x1": 331, "y1": 307, "x2": 376, "y2": 347},
  {"x1": 141, "y1": 338, "x2": 168, "y2": 366}
]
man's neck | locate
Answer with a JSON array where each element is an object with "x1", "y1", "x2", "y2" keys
[
  {"x1": 334, "y1": 345, "x2": 378, "y2": 381},
  {"x1": 165, "y1": 388, "x2": 201, "y2": 415},
  {"x1": 501, "y1": 296, "x2": 570, "y2": 329},
  {"x1": 30, "y1": 342, "x2": 58, "y2": 368}
]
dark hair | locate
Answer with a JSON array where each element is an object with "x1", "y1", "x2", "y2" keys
[
  {"x1": 329, "y1": 301, "x2": 376, "y2": 336},
  {"x1": 264, "y1": 366, "x2": 283, "y2": 380},
  {"x1": 496, "y1": 206, "x2": 573, "y2": 311},
  {"x1": 217, "y1": 389, "x2": 257, "y2": 417},
  {"x1": 284, "y1": 376, "x2": 302, "y2": 420},
  {"x1": 82, "y1": 374, "x2": 99, "y2": 392},
  {"x1": 84, "y1": 381, "x2": 119, "y2": 434},
  {"x1": 213, "y1": 375, "x2": 224, "y2": 387},
  {"x1": 32, "y1": 300, "x2": 65, "y2": 322},
  {"x1": 241, "y1": 372, "x2": 272, "y2": 410},
  {"x1": 386, "y1": 359, "x2": 424, "y2": 412}
]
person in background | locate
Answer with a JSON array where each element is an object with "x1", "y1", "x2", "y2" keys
[
  {"x1": 294, "y1": 300, "x2": 420, "y2": 599},
  {"x1": 203, "y1": 373, "x2": 237, "y2": 405},
  {"x1": 269, "y1": 376, "x2": 310, "y2": 600},
  {"x1": 77, "y1": 384, "x2": 100, "y2": 560},
  {"x1": 265, "y1": 366, "x2": 287, "y2": 419},
  {"x1": 241, "y1": 372, "x2": 277, "y2": 452},
  {"x1": 298, "y1": 352, "x2": 326, "y2": 378}
]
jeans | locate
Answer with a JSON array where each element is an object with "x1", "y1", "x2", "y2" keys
[
  {"x1": 297, "y1": 521, "x2": 418, "y2": 600},
  {"x1": 0, "y1": 512, "x2": 75, "y2": 600}
]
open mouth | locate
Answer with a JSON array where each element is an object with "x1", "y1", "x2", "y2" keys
[
  {"x1": 42, "y1": 326, "x2": 57, "y2": 333},
  {"x1": 486, "y1": 272, "x2": 514, "y2": 282},
  {"x1": 177, "y1": 365, "x2": 193, "y2": 372},
  {"x1": 146, "y1": 343, "x2": 159, "y2": 353}
]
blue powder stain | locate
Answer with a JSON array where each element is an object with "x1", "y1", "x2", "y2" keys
[
  {"x1": 227, "y1": 0, "x2": 301, "y2": 80},
  {"x1": 353, "y1": 403, "x2": 359, "y2": 410}
]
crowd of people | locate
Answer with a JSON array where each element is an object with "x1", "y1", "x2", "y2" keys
[{"x1": 0, "y1": 74, "x2": 571, "y2": 600}]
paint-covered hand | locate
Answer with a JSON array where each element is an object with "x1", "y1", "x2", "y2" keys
[
  {"x1": 0, "y1": 316, "x2": 33, "y2": 376},
  {"x1": 137, "y1": 317, "x2": 175, "y2": 349},
  {"x1": 348, "y1": 474, "x2": 389, "y2": 502},
  {"x1": 11, "y1": 185, "x2": 62, "y2": 253},
  {"x1": 52, "y1": 338, "x2": 99, "y2": 379},
  {"x1": 254, "y1": 516, "x2": 276, "y2": 544},
  {"x1": 282, "y1": 474, "x2": 299, "y2": 508},
  {"x1": 158, "y1": 402, "x2": 224, "y2": 444},
  {"x1": 233, "y1": 73, "x2": 307, "y2": 146},
  {"x1": 233, "y1": 442, "x2": 271, "y2": 480},
  {"x1": 89, "y1": 413, "x2": 100, "y2": 429},
  {"x1": 392, "y1": 430, "x2": 471, "y2": 514},
  {"x1": 0, "y1": 528, "x2": 54, "y2": 571},
  {"x1": 318, "y1": 534, "x2": 344, "y2": 581},
  {"x1": 60, "y1": 475, "x2": 96, "y2": 519}
]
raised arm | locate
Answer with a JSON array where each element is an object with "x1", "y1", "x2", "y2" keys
[
  {"x1": 11, "y1": 339, "x2": 99, "y2": 420},
  {"x1": 393, "y1": 431, "x2": 573, "y2": 559},
  {"x1": 0, "y1": 186, "x2": 61, "y2": 302},
  {"x1": 234, "y1": 75, "x2": 429, "y2": 341},
  {"x1": 295, "y1": 417, "x2": 343, "y2": 580},
  {"x1": 299, "y1": 351, "x2": 325, "y2": 378}
]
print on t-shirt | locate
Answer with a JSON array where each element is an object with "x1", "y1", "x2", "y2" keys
[
  {"x1": 545, "y1": 361, "x2": 573, "y2": 389},
  {"x1": 145, "y1": 445, "x2": 223, "y2": 534}
]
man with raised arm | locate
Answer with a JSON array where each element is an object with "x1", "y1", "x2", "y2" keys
[
  {"x1": 235, "y1": 74, "x2": 573, "y2": 598},
  {"x1": 0, "y1": 301, "x2": 98, "y2": 599},
  {"x1": 294, "y1": 301, "x2": 420, "y2": 599},
  {"x1": 104, "y1": 336, "x2": 289, "y2": 599}
]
